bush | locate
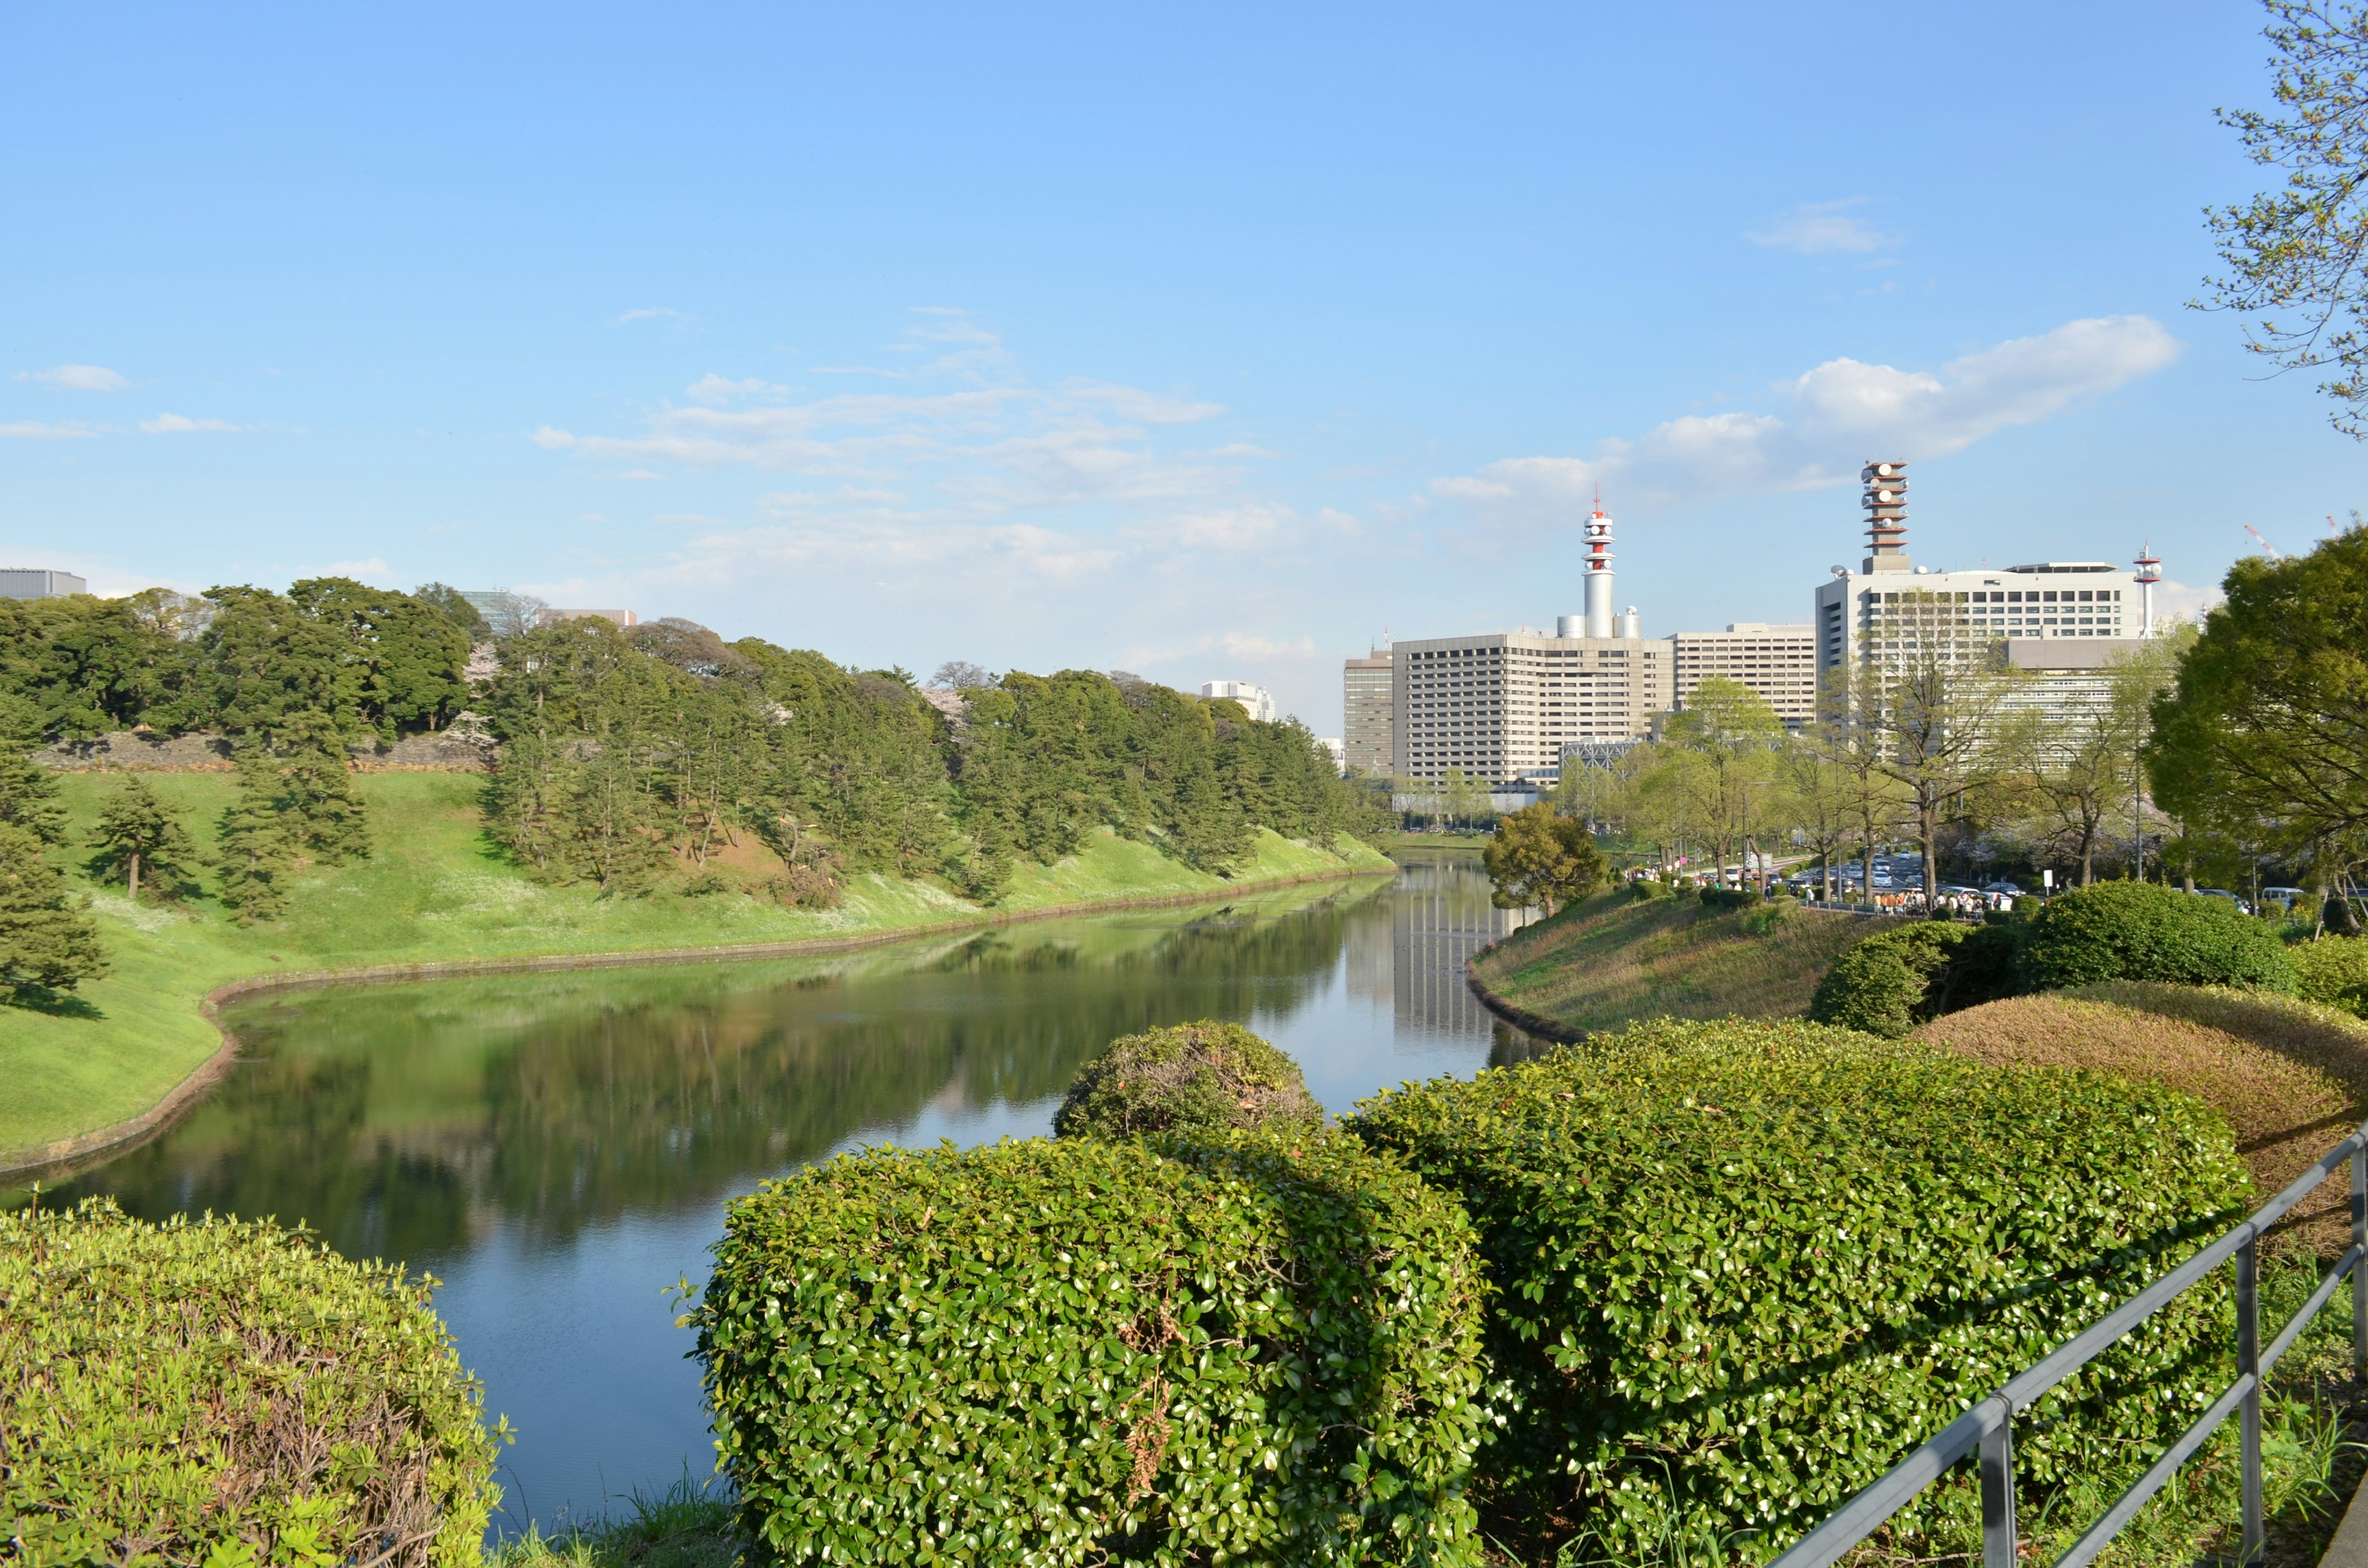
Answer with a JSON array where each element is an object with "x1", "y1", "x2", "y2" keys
[
  {"x1": 2292, "y1": 935, "x2": 2368, "y2": 1017},
  {"x1": 1347, "y1": 1019, "x2": 2248, "y2": 1559},
  {"x1": 0, "y1": 1198, "x2": 501, "y2": 1567},
  {"x1": 1053, "y1": 1020, "x2": 1323, "y2": 1140},
  {"x1": 1810, "y1": 921, "x2": 2022, "y2": 1036},
  {"x1": 691, "y1": 1134, "x2": 1490, "y2": 1565},
  {"x1": 2024, "y1": 881, "x2": 2294, "y2": 993},
  {"x1": 1698, "y1": 885, "x2": 1756, "y2": 910}
]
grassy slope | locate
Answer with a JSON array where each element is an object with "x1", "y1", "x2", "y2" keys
[
  {"x1": 0, "y1": 771, "x2": 1390, "y2": 1153},
  {"x1": 1468, "y1": 889, "x2": 1873, "y2": 1035}
]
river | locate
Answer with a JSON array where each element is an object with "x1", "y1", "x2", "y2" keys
[{"x1": 33, "y1": 856, "x2": 1539, "y2": 1535}]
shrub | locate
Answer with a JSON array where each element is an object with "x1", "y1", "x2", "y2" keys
[
  {"x1": 1738, "y1": 893, "x2": 1797, "y2": 935},
  {"x1": 1809, "y1": 921, "x2": 1968, "y2": 1037},
  {"x1": 691, "y1": 1134, "x2": 1490, "y2": 1565},
  {"x1": 1698, "y1": 885, "x2": 1756, "y2": 910},
  {"x1": 0, "y1": 1198, "x2": 501, "y2": 1567},
  {"x1": 2023, "y1": 881, "x2": 2295, "y2": 992},
  {"x1": 1053, "y1": 1019, "x2": 1323, "y2": 1140},
  {"x1": 1347, "y1": 1019, "x2": 2248, "y2": 1559},
  {"x1": 2291, "y1": 935, "x2": 2368, "y2": 1017}
]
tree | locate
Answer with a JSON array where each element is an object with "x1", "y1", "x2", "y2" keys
[
  {"x1": 2205, "y1": 1, "x2": 2368, "y2": 435},
  {"x1": 0, "y1": 749, "x2": 67, "y2": 845},
  {"x1": 1866, "y1": 609, "x2": 2021, "y2": 901},
  {"x1": 1778, "y1": 683, "x2": 1860, "y2": 903},
  {"x1": 1482, "y1": 801, "x2": 1607, "y2": 913},
  {"x1": 89, "y1": 774, "x2": 196, "y2": 901},
  {"x1": 931, "y1": 660, "x2": 995, "y2": 690},
  {"x1": 413, "y1": 581, "x2": 491, "y2": 639},
  {"x1": 1662, "y1": 677, "x2": 1785, "y2": 889},
  {"x1": 216, "y1": 746, "x2": 297, "y2": 924},
  {"x1": 0, "y1": 823, "x2": 108, "y2": 995},
  {"x1": 289, "y1": 577, "x2": 472, "y2": 739}
]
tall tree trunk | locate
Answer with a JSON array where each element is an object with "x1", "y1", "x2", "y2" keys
[{"x1": 127, "y1": 848, "x2": 140, "y2": 903}]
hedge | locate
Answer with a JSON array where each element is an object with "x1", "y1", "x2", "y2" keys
[
  {"x1": 2292, "y1": 935, "x2": 2368, "y2": 1017},
  {"x1": 1347, "y1": 1019, "x2": 2249, "y2": 1558},
  {"x1": 690, "y1": 1133, "x2": 1491, "y2": 1565},
  {"x1": 1809, "y1": 921, "x2": 2018, "y2": 1036},
  {"x1": 0, "y1": 1198, "x2": 501, "y2": 1567},
  {"x1": 2023, "y1": 881, "x2": 2293, "y2": 993},
  {"x1": 1053, "y1": 1020, "x2": 1323, "y2": 1141}
]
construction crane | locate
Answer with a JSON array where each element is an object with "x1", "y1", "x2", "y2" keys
[{"x1": 2247, "y1": 524, "x2": 2285, "y2": 560}]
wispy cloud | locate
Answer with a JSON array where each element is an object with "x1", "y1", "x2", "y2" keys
[
  {"x1": 1059, "y1": 379, "x2": 1225, "y2": 425},
  {"x1": 1748, "y1": 199, "x2": 1901, "y2": 255},
  {"x1": 1434, "y1": 315, "x2": 2181, "y2": 526},
  {"x1": 141, "y1": 413, "x2": 244, "y2": 433},
  {"x1": 684, "y1": 373, "x2": 787, "y2": 405},
  {"x1": 1201, "y1": 630, "x2": 1319, "y2": 661},
  {"x1": 616, "y1": 306, "x2": 689, "y2": 325},
  {"x1": 17, "y1": 363, "x2": 126, "y2": 391},
  {"x1": 0, "y1": 420, "x2": 99, "y2": 439}
]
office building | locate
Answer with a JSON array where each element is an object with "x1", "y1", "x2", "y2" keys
[
  {"x1": 1812, "y1": 461, "x2": 2148, "y2": 680},
  {"x1": 0, "y1": 569, "x2": 88, "y2": 599},
  {"x1": 1393, "y1": 632, "x2": 1672, "y2": 782},
  {"x1": 1342, "y1": 650, "x2": 1393, "y2": 774},
  {"x1": 1199, "y1": 680, "x2": 1276, "y2": 722},
  {"x1": 1315, "y1": 736, "x2": 1346, "y2": 771},
  {"x1": 1672, "y1": 624, "x2": 1818, "y2": 728}
]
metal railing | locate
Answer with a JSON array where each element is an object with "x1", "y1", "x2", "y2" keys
[{"x1": 1772, "y1": 1123, "x2": 2368, "y2": 1568}]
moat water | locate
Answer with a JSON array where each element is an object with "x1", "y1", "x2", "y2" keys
[{"x1": 36, "y1": 858, "x2": 1539, "y2": 1534}]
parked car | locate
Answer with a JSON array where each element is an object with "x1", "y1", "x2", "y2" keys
[
  {"x1": 2195, "y1": 889, "x2": 2253, "y2": 916},
  {"x1": 1983, "y1": 880, "x2": 2025, "y2": 895},
  {"x1": 2264, "y1": 886, "x2": 2306, "y2": 905}
]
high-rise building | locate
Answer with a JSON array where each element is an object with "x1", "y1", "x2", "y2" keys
[
  {"x1": 1672, "y1": 624, "x2": 1819, "y2": 728},
  {"x1": 1392, "y1": 633, "x2": 1672, "y2": 782},
  {"x1": 1199, "y1": 680, "x2": 1276, "y2": 722},
  {"x1": 1342, "y1": 651, "x2": 1393, "y2": 775},
  {"x1": 0, "y1": 569, "x2": 88, "y2": 599}
]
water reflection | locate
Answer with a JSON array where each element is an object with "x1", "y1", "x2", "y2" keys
[{"x1": 31, "y1": 858, "x2": 1538, "y2": 1530}]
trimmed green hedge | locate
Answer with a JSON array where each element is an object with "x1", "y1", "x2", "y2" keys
[
  {"x1": 1053, "y1": 1020, "x2": 1323, "y2": 1141},
  {"x1": 0, "y1": 1198, "x2": 501, "y2": 1567},
  {"x1": 2024, "y1": 881, "x2": 2293, "y2": 992},
  {"x1": 2292, "y1": 935, "x2": 2368, "y2": 1017},
  {"x1": 1698, "y1": 886, "x2": 1756, "y2": 910},
  {"x1": 1809, "y1": 921, "x2": 2019, "y2": 1037},
  {"x1": 1347, "y1": 1019, "x2": 2248, "y2": 1558},
  {"x1": 691, "y1": 1133, "x2": 1490, "y2": 1565}
]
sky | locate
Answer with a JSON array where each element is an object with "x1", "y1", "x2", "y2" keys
[{"x1": 4, "y1": 1, "x2": 2360, "y2": 734}]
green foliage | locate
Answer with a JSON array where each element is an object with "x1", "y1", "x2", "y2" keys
[
  {"x1": 1346, "y1": 1018, "x2": 2251, "y2": 1559},
  {"x1": 2025, "y1": 880, "x2": 2295, "y2": 992},
  {"x1": 1696, "y1": 885, "x2": 1756, "y2": 911},
  {"x1": 287, "y1": 577, "x2": 474, "y2": 741},
  {"x1": 213, "y1": 719, "x2": 372, "y2": 923},
  {"x1": 0, "y1": 1197, "x2": 501, "y2": 1567},
  {"x1": 0, "y1": 745, "x2": 68, "y2": 844},
  {"x1": 1807, "y1": 921, "x2": 2020, "y2": 1037},
  {"x1": 87, "y1": 771, "x2": 199, "y2": 901},
  {"x1": 0, "y1": 820, "x2": 108, "y2": 995},
  {"x1": 411, "y1": 580, "x2": 491, "y2": 641},
  {"x1": 1481, "y1": 802, "x2": 1606, "y2": 913},
  {"x1": 2292, "y1": 935, "x2": 2368, "y2": 1017},
  {"x1": 1737, "y1": 892, "x2": 1796, "y2": 934},
  {"x1": 1053, "y1": 1020, "x2": 1324, "y2": 1140},
  {"x1": 0, "y1": 591, "x2": 179, "y2": 740},
  {"x1": 691, "y1": 1134, "x2": 1490, "y2": 1565}
]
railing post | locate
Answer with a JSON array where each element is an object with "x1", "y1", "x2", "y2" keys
[
  {"x1": 1980, "y1": 1403, "x2": 2016, "y2": 1568},
  {"x1": 2239, "y1": 1228, "x2": 2264, "y2": 1566},
  {"x1": 2353, "y1": 1143, "x2": 2366, "y2": 1384}
]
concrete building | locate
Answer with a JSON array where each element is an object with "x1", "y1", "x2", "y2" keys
[
  {"x1": 1812, "y1": 461, "x2": 2148, "y2": 681},
  {"x1": 1315, "y1": 736, "x2": 1346, "y2": 772},
  {"x1": 0, "y1": 569, "x2": 88, "y2": 599},
  {"x1": 1392, "y1": 632, "x2": 1672, "y2": 783},
  {"x1": 1199, "y1": 680, "x2": 1276, "y2": 722},
  {"x1": 1673, "y1": 624, "x2": 1818, "y2": 728},
  {"x1": 2000, "y1": 638, "x2": 2148, "y2": 761},
  {"x1": 1342, "y1": 650, "x2": 1393, "y2": 774}
]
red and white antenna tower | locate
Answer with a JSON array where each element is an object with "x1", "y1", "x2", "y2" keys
[
  {"x1": 2132, "y1": 543, "x2": 2162, "y2": 636},
  {"x1": 1581, "y1": 490, "x2": 1616, "y2": 638}
]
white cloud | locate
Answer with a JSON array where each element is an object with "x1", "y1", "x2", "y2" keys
[
  {"x1": 141, "y1": 413, "x2": 242, "y2": 433},
  {"x1": 1201, "y1": 631, "x2": 1319, "y2": 661},
  {"x1": 1153, "y1": 501, "x2": 1294, "y2": 551},
  {"x1": 2152, "y1": 577, "x2": 2224, "y2": 622},
  {"x1": 616, "y1": 306, "x2": 689, "y2": 324},
  {"x1": 318, "y1": 557, "x2": 393, "y2": 583},
  {"x1": 18, "y1": 363, "x2": 126, "y2": 391},
  {"x1": 1059, "y1": 379, "x2": 1225, "y2": 424},
  {"x1": 1434, "y1": 315, "x2": 2181, "y2": 524},
  {"x1": 0, "y1": 421, "x2": 97, "y2": 439},
  {"x1": 1748, "y1": 199, "x2": 1901, "y2": 255},
  {"x1": 685, "y1": 373, "x2": 787, "y2": 405}
]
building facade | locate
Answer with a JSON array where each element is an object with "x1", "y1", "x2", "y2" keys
[
  {"x1": 1342, "y1": 651, "x2": 1393, "y2": 774},
  {"x1": 0, "y1": 569, "x2": 88, "y2": 599},
  {"x1": 1392, "y1": 632, "x2": 1672, "y2": 783},
  {"x1": 1199, "y1": 680, "x2": 1276, "y2": 723},
  {"x1": 1672, "y1": 623, "x2": 1818, "y2": 727}
]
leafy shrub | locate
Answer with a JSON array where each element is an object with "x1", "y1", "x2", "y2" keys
[
  {"x1": 1053, "y1": 1019, "x2": 1323, "y2": 1140},
  {"x1": 2024, "y1": 881, "x2": 2294, "y2": 992},
  {"x1": 1738, "y1": 893, "x2": 1797, "y2": 935},
  {"x1": 691, "y1": 1133, "x2": 1490, "y2": 1565},
  {"x1": 2291, "y1": 935, "x2": 2368, "y2": 1017},
  {"x1": 1347, "y1": 1019, "x2": 2248, "y2": 1559},
  {"x1": 0, "y1": 1198, "x2": 501, "y2": 1567},
  {"x1": 1697, "y1": 885, "x2": 1756, "y2": 910},
  {"x1": 1809, "y1": 922, "x2": 1967, "y2": 1036}
]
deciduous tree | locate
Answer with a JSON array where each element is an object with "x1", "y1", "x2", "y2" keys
[{"x1": 1482, "y1": 801, "x2": 1607, "y2": 913}]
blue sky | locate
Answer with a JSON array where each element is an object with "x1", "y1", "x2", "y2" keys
[{"x1": 4, "y1": 1, "x2": 2358, "y2": 732}]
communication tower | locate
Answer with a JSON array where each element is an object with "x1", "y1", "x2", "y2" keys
[
  {"x1": 2133, "y1": 543, "x2": 2162, "y2": 636},
  {"x1": 1862, "y1": 461, "x2": 1910, "y2": 572}
]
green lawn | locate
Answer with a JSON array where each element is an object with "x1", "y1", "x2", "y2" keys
[
  {"x1": 1470, "y1": 889, "x2": 1875, "y2": 1036},
  {"x1": 1, "y1": 771, "x2": 1391, "y2": 1157}
]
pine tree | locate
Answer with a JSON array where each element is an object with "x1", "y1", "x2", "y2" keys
[
  {"x1": 216, "y1": 745, "x2": 295, "y2": 924},
  {"x1": 0, "y1": 748, "x2": 67, "y2": 845},
  {"x1": 269, "y1": 712, "x2": 371, "y2": 863},
  {"x1": 0, "y1": 823, "x2": 107, "y2": 995},
  {"x1": 89, "y1": 773, "x2": 197, "y2": 902}
]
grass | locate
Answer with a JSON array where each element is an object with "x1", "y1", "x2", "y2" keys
[
  {"x1": 0, "y1": 770, "x2": 1392, "y2": 1158},
  {"x1": 490, "y1": 1474, "x2": 738, "y2": 1568},
  {"x1": 1467, "y1": 888, "x2": 1875, "y2": 1036}
]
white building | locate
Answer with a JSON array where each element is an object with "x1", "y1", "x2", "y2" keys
[
  {"x1": 1199, "y1": 680, "x2": 1276, "y2": 723},
  {"x1": 1673, "y1": 624, "x2": 1819, "y2": 728},
  {"x1": 0, "y1": 569, "x2": 88, "y2": 599},
  {"x1": 1315, "y1": 736, "x2": 1346, "y2": 772},
  {"x1": 1392, "y1": 631, "x2": 1672, "y2": 782}
]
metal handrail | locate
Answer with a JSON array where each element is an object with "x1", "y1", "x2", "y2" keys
[{"x1": 1771, "y1": 1122, "x2": 2368, "y2": 1568}]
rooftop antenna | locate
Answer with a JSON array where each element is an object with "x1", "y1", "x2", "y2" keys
[{"x1": 2133, "y1": 542, "x2": 2163, "y2": 637}]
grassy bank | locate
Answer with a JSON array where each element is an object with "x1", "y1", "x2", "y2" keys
[
  {"x1": 1468, "y1": 889, "x2": 1877, "y2": 1036},
  {"x1": 1, "y1": 770, "x2": 1391, "y2": 1159}
]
